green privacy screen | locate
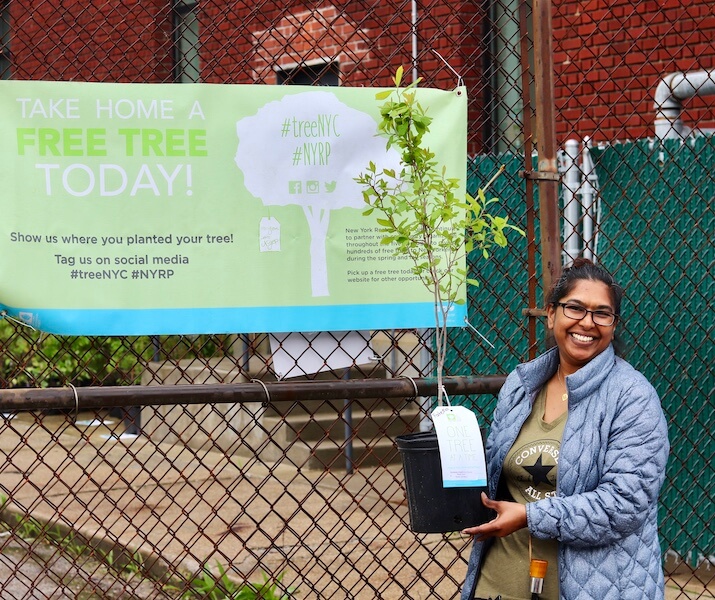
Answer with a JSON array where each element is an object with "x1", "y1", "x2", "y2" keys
[
  {"x1": 450, "y1": 137, "x2": 713, "y2": 566},
  {"x1": 592, "y1": 137, "x2": 713, "y2": 566}
]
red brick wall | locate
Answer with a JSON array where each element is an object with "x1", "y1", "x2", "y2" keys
[
  {"x1": 8, "y1": 1, "x2": 712, "y2": 147},
  {"x1": 197, "y1": 2, "x2": 489, "y2": 153},
  {"x1": 9, "y1": 0, "x2": 173, "y2": 82},
  {"x1": 3, "y1": 2, "x2": 485, "y2": 152},
  {"x1": 552, "y1": 0, "x2": 715, "y2": 143}
]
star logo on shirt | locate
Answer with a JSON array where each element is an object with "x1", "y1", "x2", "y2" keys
[{"x1": 522, "y1": 455, "x2": 554, "y2": 487}]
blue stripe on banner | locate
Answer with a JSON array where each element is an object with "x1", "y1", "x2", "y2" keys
[
  {"x1": 1, "y1": 302, "x2": 468, "y2": 336},
  {"x1": 443, "y1": 479, "x2": 488, "y2": 488}
]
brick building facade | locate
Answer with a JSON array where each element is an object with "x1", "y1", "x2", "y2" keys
[
  {"x1": 553, "y1": 0, "x2": 715, "y2": 142},
  {"x1": 3, "y1": 1, "x2": 714, "y2": 149}
]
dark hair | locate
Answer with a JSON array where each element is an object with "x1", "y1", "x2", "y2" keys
[{"x1": 546, "y1": 258, "x2": 623, "y2": 315}]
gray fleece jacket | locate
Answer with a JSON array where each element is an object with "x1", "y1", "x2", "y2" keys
[{"x1": 461, "y1": 345, "x2": 669, "y2": 600}]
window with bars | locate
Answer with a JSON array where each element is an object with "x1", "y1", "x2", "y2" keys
[{"x1": 276, "y1": 61, "x2": 341, "y2": 86}]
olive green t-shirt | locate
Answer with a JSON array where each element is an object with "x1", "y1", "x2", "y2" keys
[{"x1": 474, "y1": 388, "x2": 566, "y2": 600}]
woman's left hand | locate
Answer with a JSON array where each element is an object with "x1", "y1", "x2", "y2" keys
[{"x1": 461, "y1": 492, "x2": 528, "y2": 541}]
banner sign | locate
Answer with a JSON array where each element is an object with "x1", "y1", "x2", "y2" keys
[{"x1": 0, "y1": 80, "x2": 467, "y2": 335}]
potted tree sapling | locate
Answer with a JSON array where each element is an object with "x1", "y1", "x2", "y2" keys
[{"x1": 356, "y1": 67, "x2": 523, "y2": 532}]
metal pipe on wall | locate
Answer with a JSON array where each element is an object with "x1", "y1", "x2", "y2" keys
[
  {"x1": 532, "y1": 0, "x2": 562, "y2": 309},
  {"x1": 518, "y1": 0, "x2": 539, "y2": 359},
  {"x1": 654, "y1": 70, "x2": 715, "y2": 141},
  {"x1": 580, "y1": 138, "x2": 598, "y2": 261},
  {"x1": 562, "y1": 139, "x2": 581, "y2": 265},
  {"x1": 561, "y1": 138, "x2": 599, "y2": 264}
]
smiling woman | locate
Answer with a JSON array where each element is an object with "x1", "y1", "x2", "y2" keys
[
  {"x1": 461, "y1": 258, "x2": 670, "y2": 600},
  {"x1": 546, "y1": 277, "x2": 618, "y2": 374}
]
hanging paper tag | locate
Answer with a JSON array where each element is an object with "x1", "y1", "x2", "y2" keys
[
  {"x1": 431, "y1": 405, "x2": 487, "y2": 488},
  {"x1": 259, "y1": 217, "x2": 281, "y2": 252}
]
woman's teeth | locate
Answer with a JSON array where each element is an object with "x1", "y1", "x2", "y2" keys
[{"x1": 572, "y1": 333, "x2": 594, "y2": 342}]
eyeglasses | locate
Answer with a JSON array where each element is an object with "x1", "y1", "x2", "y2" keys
[{"x1": 555, "y1": 302, "x2": 618, "y2": 327}]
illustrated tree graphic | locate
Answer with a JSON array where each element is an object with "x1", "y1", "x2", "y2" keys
[{"x1": 235, "y1": 90, "x2": 400, "y2": 297}]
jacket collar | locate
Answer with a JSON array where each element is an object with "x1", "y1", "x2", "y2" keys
[{"x1": 516, "y1": 344, "x2": 616, "y2": 403}]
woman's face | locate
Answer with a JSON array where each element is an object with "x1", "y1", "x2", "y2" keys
[{"x1": 546, "y1": 278, "x2": 617, "y2": 374}]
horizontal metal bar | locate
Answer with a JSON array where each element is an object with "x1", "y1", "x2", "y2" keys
[
  {"x1": 0, "y1": 376, "x2": 506, "y2": 412},
  {"x1": 520, "y1": 169, "x2": 561, "y2": 181},
  {"x1": 523, "y1": 307, "x2": 549, "y2": 317}
]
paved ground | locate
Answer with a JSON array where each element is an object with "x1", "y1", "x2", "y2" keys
[
  {"x1": 0, "y1": 410, "x2": 712, "y2": 599},
  {"x1": 0, "y1": 530, "x2": 165, "y2": 599}
]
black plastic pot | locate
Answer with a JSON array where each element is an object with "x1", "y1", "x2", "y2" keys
[{"x1": 396, "y1": 430, "x2": 491, "y2": 533}]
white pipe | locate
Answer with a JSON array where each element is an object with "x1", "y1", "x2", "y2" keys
[
  {"x1": 562, "y1": 139, "x2": 581, "y2": 265},
  {"x1": 580, "y1": 138, "x2": 598, "y2": 262},
  {"x1": 654, "y1": 70, "x2": 715, "y2": 140}
]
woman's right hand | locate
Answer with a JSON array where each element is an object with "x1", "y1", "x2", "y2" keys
[{"x1": 461, "y1": 492, "x2": 527, "y2": 541}]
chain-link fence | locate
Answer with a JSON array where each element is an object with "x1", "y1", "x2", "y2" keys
[{"x1": 0, "y1": 1, "x2": 713, "y2": 598}]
